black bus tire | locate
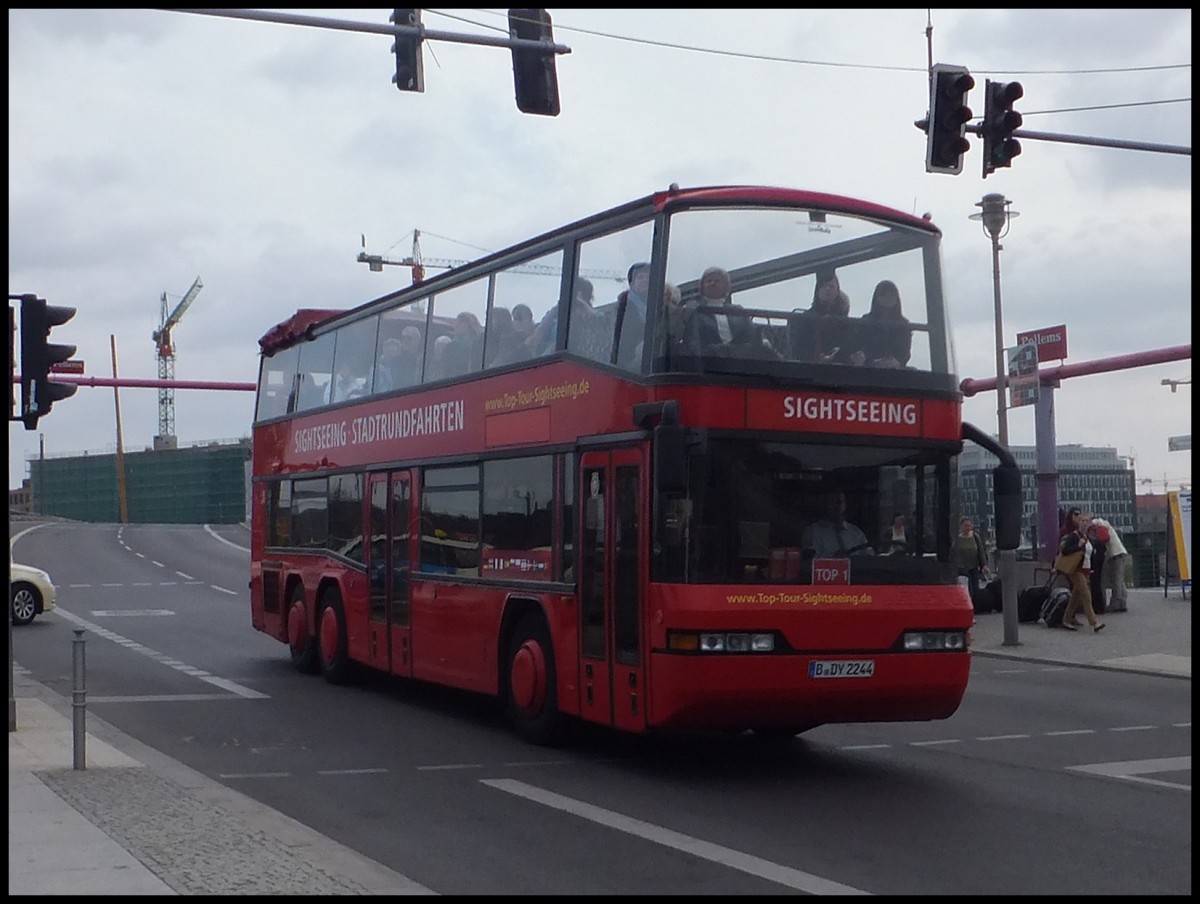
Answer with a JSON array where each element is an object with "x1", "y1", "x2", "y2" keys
[{"x1": 505, "y1": 614, "x2": 564, "y2": 746}]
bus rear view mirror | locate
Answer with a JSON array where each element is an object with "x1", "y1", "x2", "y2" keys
[
  {"x1": 654, "y1": 422, "x2": 687, "y2": 495},
  {"x1": 992, "y1": 462, "x2": 1022, "y2": 550}
]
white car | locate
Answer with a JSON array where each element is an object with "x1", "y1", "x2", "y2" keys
[{"x1": 10, "y1": 563, "x2": 57, "y2": 625}]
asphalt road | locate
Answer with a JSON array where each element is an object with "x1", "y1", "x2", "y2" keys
[{"x1": 10, "y1": 522, "x2": 1192, "y2": 895}]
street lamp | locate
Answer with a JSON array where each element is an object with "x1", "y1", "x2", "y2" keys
[
  {"x1": 969, "y1": 192, "x2": 1019, "y2": 446},
  {"x1": 969, "y1": 192, "x2": 1021, "y2": 646}
]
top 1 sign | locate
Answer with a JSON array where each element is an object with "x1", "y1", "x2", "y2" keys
[{"x1": 1015, "y1": 324, "x2": 1067, "y2": 361}]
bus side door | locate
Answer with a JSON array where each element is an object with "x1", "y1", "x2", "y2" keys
[
  {"x1": 577, "y1": 447, "x2": 647, "y2": 734},
  {"x1": 366, "y1": 470, "x2": 414, "y2": 677}
]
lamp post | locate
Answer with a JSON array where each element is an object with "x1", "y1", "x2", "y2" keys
[
  {"x1": 970, "y1": 193, "x2": 1021, "y2": 644},
  {"x1": 969, "y1": 193, "x2": 1019, "y2": 446}
]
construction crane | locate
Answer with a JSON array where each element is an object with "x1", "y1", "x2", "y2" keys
[
  {"x1": 152, "y1": 275, "x2": 203, "y2": 448},
  {"x1": 357, "y1": 230, "x2": 625, "y2": 285}
]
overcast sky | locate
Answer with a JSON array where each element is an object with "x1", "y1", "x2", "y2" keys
[{"x1": 8, "y1": 8, "x2": 1192, "y2": 496}]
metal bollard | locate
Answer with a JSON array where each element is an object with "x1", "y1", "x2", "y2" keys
[{"x1": 72, "y1": 629, "x2": 86, "y2": 770}]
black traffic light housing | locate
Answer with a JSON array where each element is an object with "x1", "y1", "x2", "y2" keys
[
  {"x1": 19, "y1": 294, "x2": 77, "y2": 430},
  {"x1": 982, "y1": 79, "x2": 1024, "y2": 177},
  {"x1": 508, "y1": 8, "x2": 560, "y2": 116},
  {"x1": 390, "y1": 8, "x2": 424, "y2": 92},
  {"x1": 925, "y1": 64, "x2": 975, "y2": 175}
]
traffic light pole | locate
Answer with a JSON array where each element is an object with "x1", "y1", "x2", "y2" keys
[
  {"x1": 965, "y1": 122, "x2": 1190, "y2": 156},
  {"x1": 167, "y1": 8, "x2": 571, "y2": 55}
]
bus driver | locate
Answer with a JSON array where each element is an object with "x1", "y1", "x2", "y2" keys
[{"x1": 801, "y1": 489, "x2": 874, "y2": 558}]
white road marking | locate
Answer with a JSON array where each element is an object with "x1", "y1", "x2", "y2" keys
[
  {"x1": 52, "y1": 607, "x2": 268, "y2": 699},
  {"x1": 205, "y1": 524, "x2": 250, "y2": 552},
  {"x1": 318, "y1": 768, "x2": 390, "y2": 776},
  {"x1": 1068, "y1": 756, "x2": 1191, "y2": 791},
  {"x1": 176, "y1": 570, "x2": 195, "y2": 580},
  {"x1": 211, "y1": 585, "x2": 238, "y2": 595},
  {"x1": 88, "y1": 694, "x2": 241, "y2": 703},
  {"x1": 482, "y1": 778, "x2": 871, "y2": 895},
  {"x1": 91, "y1": 609, "x2": 175, "y2": 617}
]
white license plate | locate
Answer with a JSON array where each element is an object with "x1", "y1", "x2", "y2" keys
[{"x1": 808, "y1": 659, "x2": 875, "y2": 679}]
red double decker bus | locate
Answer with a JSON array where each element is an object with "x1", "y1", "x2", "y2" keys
[{"x1": 250, "y1": 184, "x2": 1020, "y2": 744}]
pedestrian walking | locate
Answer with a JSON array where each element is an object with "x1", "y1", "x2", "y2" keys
[
  {"x1": 1054, "y1": 509, "x2": 1105, "y2": 633},
  {"x1": 953, "y1": 516, "x2": 990, "y2": 606}
]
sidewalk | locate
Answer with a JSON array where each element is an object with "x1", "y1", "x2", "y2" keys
[
  {"x1": 9, "y1": 586, "x2": 1189, "y2": 894},
  {"x1": 8, "y1": 666, "x2": 435, "y2": 896},
  {"x1": 969, "y1": 585, "x2": 1191, "y2": 679}
]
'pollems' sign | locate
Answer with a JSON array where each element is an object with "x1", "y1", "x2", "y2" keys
[{"x1": 1016, "y1": 324, "x2": 1067, "y2": 362}]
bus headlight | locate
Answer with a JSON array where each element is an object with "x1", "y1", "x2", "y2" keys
[
  {"x1": 668, "y1": 631, "x2": 776, "y2": 653},
  {"x1": 902, "y1": 630, "x2": 967, "y2": 651}
]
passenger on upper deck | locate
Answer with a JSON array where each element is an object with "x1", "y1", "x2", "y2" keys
[
  {"x1": 702, "y1": 267, "x2": 760, "y2": 346},
  {"x1": 512, "y1": 303, "x2": 536, "y2": 344},
  {"x1": 486, "y1": 306, "x2": 530, "y2": 367},
  {"x1": 376, "y1": 328, "x2": 423, "y2": 392},
  {"x1": 614, "y1": 262, "x2": 650, "y2": 369},
  {"x1": 331, "y1": 357, "x2": 369, "y2": 402},
  {"x1": 566, "y1": 277, "x2": 616, "y2": 363},
  {"x1": 441, "y1": 311, "x2": 484, "y2": 378},
  {"x1": 427, "y1": 334, "x2": 453, "y2": 381},
  {"x1": 790, "y1": 267, "x2": 853, "y2": 364},
  {"x1": 526, "y1": 278, "x2": 600, "y2": 359},
  {"x1": 852, "y1": 280, "x2": 912, "y2": 369}
]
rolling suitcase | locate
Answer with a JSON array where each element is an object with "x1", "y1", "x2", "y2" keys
[
  {"x1": 1017, "y1": 584, "x2": 1048, "y2": 623},
  {"x1": 973, "y1": 577, "x2": 1002, "y2": 614},
  {"x1": 1017, "y1": 569, "x2": 1056, "y2": 623},
  {"x1": 1040, "y1": 587, "x2": 1071, "y2": 628}
]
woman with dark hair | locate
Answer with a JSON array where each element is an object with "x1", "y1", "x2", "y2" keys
[
  {"x1": 790, "y1": 267, "x2": 852, "y2": 363},
  {"x1": 855, "y1": 279, "x2": 912, "y2": 368},
  {"x1": 1054, "y1": 508, "x2": 1105, "y2": 632}
]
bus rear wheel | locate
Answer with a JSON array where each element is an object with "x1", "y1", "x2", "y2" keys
[
  {"x1": 287, "y1": 586, "x2": 319, "y2": 674},
  {"x1": 506, "y1": 614, "x2": 564, "y2": 746},
  {"x1": 317, "y1": 588, "x2": 354, "y2": 685}
]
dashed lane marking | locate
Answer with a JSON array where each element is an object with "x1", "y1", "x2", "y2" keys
[{"x1": 51, "y1": 607, "x2": 268, "y2": 699}]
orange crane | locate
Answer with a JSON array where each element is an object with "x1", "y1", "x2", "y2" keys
[
  {"x1": 358, "y1": 230, "x2": 624, "y2": 285},
  {"x1": 152, "y1": 275, "x2": 202, "y2": 447}
]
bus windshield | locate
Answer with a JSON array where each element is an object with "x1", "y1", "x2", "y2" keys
[{"x1": 654, "y1": 437, "x2": 956, "y2": 586}]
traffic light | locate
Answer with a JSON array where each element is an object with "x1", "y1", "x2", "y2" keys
[
  {"x1": 389, "y1": 8, "x2": 424, "y2": 92},
  {"x1": 925, "y1": 63, "x2": 975, "y2": 175},
  {"x1": 508, "y1": 8, "x2": 560, "y2": 116},
  {"x1": 19, "y1": 294, "x2": 77, "y2": 430},
  {"x1": 982, "y1": 79, "x2": 1024, "y2": 177}
]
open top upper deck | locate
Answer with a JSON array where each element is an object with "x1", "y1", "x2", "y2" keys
[{"x1": 256, "y1": 184, "x2": 957, "y2": 424}]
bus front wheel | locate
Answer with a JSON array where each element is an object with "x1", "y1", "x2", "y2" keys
[
  {"x1": 317, "y1": 589, "x2": 354, "y2": 685},
  {"x1": 506, "y1": 614, "x2": 564, "y2": 746},
  {"x1": 287, "y1": 587, "x2": 319, "y2": 674}
]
